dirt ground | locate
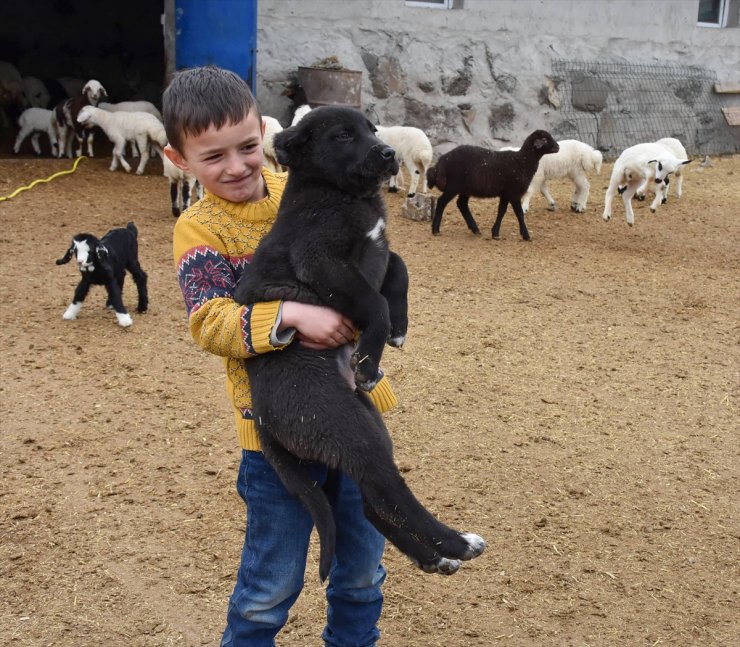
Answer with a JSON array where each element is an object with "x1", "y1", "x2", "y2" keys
[{"x1": 1, "y1": 144, "x2": 738, "y2": 647}]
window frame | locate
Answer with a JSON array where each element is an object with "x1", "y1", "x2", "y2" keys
[{"x1": 697, "y1": 0, "x2": 730, "y2": 28}]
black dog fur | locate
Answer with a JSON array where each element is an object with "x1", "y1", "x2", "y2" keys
[
  {"x1": 56, "y1": 221, "x2": 148, "y2": 327},
  {"x1": 234, "y1": 106, "x2": 485, "y2": 581}
]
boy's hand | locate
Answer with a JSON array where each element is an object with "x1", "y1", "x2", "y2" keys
[{"x1": 281, "y1": 301, "x2": 355, "y2": 350}]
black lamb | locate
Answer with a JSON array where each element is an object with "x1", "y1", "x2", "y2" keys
[
  {"x1": 427, "y1": 130, "x2": 559, "y2": 240},
  {"x1": 56, "y1": 221, "x2": 148, "y2": 327}
]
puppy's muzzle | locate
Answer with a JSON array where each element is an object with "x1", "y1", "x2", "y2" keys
[{"x1": 377, "y1": 144, "x2": 400, "y2": 175}]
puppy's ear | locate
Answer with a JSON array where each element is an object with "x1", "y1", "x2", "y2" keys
[
  {"x1": 274, "y1": 124, "x2": 311, "y2": 167},
  {"x1": 56, "y1": 244, "x2": 74, "y2": 265}
]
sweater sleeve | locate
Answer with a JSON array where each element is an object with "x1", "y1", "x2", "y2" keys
[{"x1": 173, "y1": 215, "x2": 286, "y2": 359}]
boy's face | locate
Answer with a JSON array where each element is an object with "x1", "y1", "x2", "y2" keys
[{"x1": 165, "y1": 108, "x2": 267, "y2": 203}]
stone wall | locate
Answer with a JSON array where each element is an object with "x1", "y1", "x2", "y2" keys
[{"x1": 256, "y1": 0, "x2": 740, "y2": 157}]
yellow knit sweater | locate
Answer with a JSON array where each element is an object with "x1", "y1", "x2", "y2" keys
[{"x1": 172, "y1": 168, "x2": 398, "y2": 450}]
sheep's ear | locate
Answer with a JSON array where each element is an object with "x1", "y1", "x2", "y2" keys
[
  {"x1": 56, "y1": 246, "x2": 74, "y2": 265},
  {"x1": 274, "y1": 124, "x2": 311, "y2": 167}
]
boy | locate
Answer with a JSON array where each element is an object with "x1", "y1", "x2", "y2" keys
[{"x1": 163, "y1": 66, "x2": 398, "y2": 646}]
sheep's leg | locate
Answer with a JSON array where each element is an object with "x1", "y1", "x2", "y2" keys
[
  {"x1": 30, "y1": 133, "x2": 43, "y2": 155},
  {"x1": 540, "y1": 181, "x2": 556, "y2": 211},
  {"x1": 521, "y1": 185, "x2": 533, "y2": 214},
  {"x1": 63, "y1": 280, "x2": 92, "y2": 320},
  {"x1": 111, "y1": 140, "x2": 131, "y2": 172},
  {"x1": 388, "y1": 168, "x2": 403, "y2": 193},
  {"x1": 126, "y1": 262, "x2": 148, "y2": 313},
  {"x1": 170, "y1": 181, "x2": 181, "y2": 217},
  {"x1": 86, "y1": 131, "x2": 95, "y2": 157},
  {"x1": 492, "y1": 197, "x2": 509, "y2": 240},
  {"x1": 407, "y1": 162, "x2": 422, "y2": 197},
  {"x1": 129, "y1": 140, "x2": 139, "y2": 158},
  {"x1": 455, "y1": 196, "x2": 481, "y2": 235},
  {"x1": 13, "y1": 126, "x2": 32, "y2": 154},
  {"x1": 510, "y1": 197, "x2": 531, "y2": 241},
  {"x1": 571, "y1": 175, "x2": 590, "y2": 213},
  {"x1": 134, "y1": 136, "x2": 150, "y2": 175},
  {"x1": 621, "y1": 181, "x2": 640, "y2": 226},
  {"x1": 420, "y1": 163, "x2": 429, "y2": 193},
  {"x1": 431, "y1": 191, "x2": 456, "y2": 235}
]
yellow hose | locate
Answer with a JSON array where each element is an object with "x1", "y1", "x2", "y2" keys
[{"x1": 0, "y1": 156, "x2": 87, "y2": 202}]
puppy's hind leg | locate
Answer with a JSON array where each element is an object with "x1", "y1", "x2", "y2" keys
[
  {"x1": 380, "y1": 252, "x2": 408, "y2": 348},
  {"x1": 259, "y1": 434, "x2": 337, "y2": 582}
]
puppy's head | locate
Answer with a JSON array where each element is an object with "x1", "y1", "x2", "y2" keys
[
  {"x1": 274, "y1": 106, "x2": 399, "y2": 195},
  {"x1": 56, "y1": 234, "x2": 99, "y2": 273}
]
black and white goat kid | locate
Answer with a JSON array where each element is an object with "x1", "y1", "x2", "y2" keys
[
  {"x1": 56, "y1": 221, "x2": 148, "y2": 327},
  {"x1": 234, "y1": 106, "x2": 486, "y2": 581}
]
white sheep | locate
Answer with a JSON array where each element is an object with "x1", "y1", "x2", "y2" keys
[
  {"x1": 163, "y1": 154, "x2": 202, "y2": 217},
  {"x1": 21, "y1": 76, "x2": 51, "y2": 108},
  {"x1": 291, "y1": 104, "x2": 312, "y2": 126},
  {"x1": 99, "y1": 101, "x2": 163, "y2": 158},
  {"x1": 76, "y1": 105, "x2": 167, "y2": 175},
  {"x1": 634, "y1": 137, "x2": 688, "y2": 204},
  {"x1": 603, "y1": 141, "x2": 691, "y2": 226},
  {"x1": 516, "y1": 139, "x2": 603, "y2": 213},
  {"x1": 0, "y1": 61, "x2": 23, "y2": 127},
  {"x1": 13, "y1": 107, "x2": 57, "y2": 156},
  {"x1": 261, "y1": 115, "x2": 285, "y2": 173},
  {"x1": 375, "y1": 125, "x2": 434, "y2": 197}
]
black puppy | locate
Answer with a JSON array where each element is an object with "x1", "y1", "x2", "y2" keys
[
  {"x1": 234, "y1": 106, "x2": 486, "y2": 581},
  {"x1": 56, "y1": 221, "x2": 148, "y2": 327}
]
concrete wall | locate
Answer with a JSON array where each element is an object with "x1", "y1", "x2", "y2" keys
[{"x1": 256, "y1": 0, "x2": 740, "y2": 155}]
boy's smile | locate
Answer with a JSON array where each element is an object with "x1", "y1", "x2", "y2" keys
[{"x1": 165, "y1": 108, "x2": 267, "y2": 204}]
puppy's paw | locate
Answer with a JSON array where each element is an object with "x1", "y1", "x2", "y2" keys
[
  {"x1": 351, "y1": 352, "x2": 380, "y2": 391},
  {"x1": 460, "y1": 532, "x2": 486, "y2": 560},
  {"x1": 388, "y1": 334, "x2": 406, "y2": 348},
  {"x1": 116, "y1": 312, "x2": 134, "y2": 327},
  {"x1": 63, "y1": 303, "x2": 82, "y2": 320},
  {"x1": 419, "y1": 557, "x2": 462, "y2": 576}
]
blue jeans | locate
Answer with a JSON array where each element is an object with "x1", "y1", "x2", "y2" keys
[{"x1": 220, "y1": 450, "x2": 386, "y2": 647}]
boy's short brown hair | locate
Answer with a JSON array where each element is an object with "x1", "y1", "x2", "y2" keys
[{"x1": 163, "y1": 65, "x2": 260, "y2": 154}]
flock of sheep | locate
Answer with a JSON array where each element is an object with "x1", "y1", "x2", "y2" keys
[{"x1": 7, "y1": 69, "x2": 692, "y2": 238}]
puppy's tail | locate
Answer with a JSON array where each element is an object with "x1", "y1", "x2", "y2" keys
[{"x1": 126, "y1": 221, "x2": 138, "y2": 239}]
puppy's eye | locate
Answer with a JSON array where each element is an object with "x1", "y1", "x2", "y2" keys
[{"x1": 335, "y1": 131, "x2": 353, "y2": 142}]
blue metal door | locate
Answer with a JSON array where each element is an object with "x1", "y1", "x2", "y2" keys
[{"x1": 175, "y1": 0, "x2": 258, "y2": 93}]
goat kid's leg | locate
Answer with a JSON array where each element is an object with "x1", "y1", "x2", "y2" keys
[
  {"x1": 63, "y1": 280, "x2": 92, "y2": 320},
  {"x1": 104, "y1": 280, "x2": 133, "y2": 327},
  {"x1": 127, "y1": 263, "x2": 149, "y2": 313},
  {"x1": 431, "y1": 191, "x2": 456, "y2": 236},
  {"x1": 571, "y1": 175, "x2": 590, "y2": 213},
  {"x1": 380, "y1": 252, "x2": 409, "y2": 347},
  {"x1": 674, "y1": 171, "x2": 683, "y2": 199},
  {"x1": 602, "y1": 175, "x2": 619, "y2": 221},
  {"x1": 635, "y1": 178, "x2": 649, "y2": 201},
  {"x1": 621, "y1": 181, "x2": 640, "y2": 226},
  {"x1": 455, "y1": 195, "x2": 481, "y2": 235},
  {"x1": 492, "y1": 197, "x2": 509, "y2": 239},
  {"x1": 649, "y1": 182, "x2": 664, "y2": 213}
]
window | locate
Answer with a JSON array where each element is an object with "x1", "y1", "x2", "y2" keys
[
  {"x1": 697, "y1": 0, "x2": 730, "y2": 27},
  {"x1": 405, "y1": 0, "x2": 460, "y2": 9}
]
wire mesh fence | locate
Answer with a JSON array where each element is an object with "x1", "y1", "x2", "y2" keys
[{"x1": 550, "y1": 59, "x2": 733, "y2": 159}]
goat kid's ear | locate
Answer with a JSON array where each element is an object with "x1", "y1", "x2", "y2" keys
[
  {"x1": 274, "y1": 125, "x2": 311, "y2": 167},
  {"x1": 681, "y1": 159, "x2": 691, "y2": 165},
  {"x1": 56, "y1": 246, "x2": 74, "y2": 265}
]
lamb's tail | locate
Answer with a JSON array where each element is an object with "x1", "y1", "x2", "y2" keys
[
  {"x1": 591, "y1": 149, "x2": 603, "y2": 175},
  {"x1": 126, "y1": 221, "x2": 138, "y2": 239}
]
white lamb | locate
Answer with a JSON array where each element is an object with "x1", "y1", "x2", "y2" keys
[
  {"x1": 633, "y1": 137, "x2": 688, "y2": 204},
  {"x1": 99, "y1": 100, "x2": 163, "y2": 158},
  {"x1": 13, "y1": 107, "x2": 57, "y2": 156},
  {"x1": 262, "y1": 115, "x2": 285, "y2": 173},
  {"x1": 163, "y1": 155, "x2": 202, "y2": 217},
  {"x1": 76, "y1": 105, "x2": 167, "y2": 175},
  {"x1": 375, "y1": 125, "x2": 434, "y2": 197},
  {"x1": 603, "y1": 141, "x2": 691, "y2": 226},
  {"x1": 516, "y1": 139, "x2": 603, "y2": 213}
]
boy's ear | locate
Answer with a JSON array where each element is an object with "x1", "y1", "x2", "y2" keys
[{"x1": 164, "y1": 145, "x2": 191, "y2": 173}]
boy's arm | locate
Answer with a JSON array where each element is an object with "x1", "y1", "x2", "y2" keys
[{"x1": 174, "y1": 218, "x2": 286, "y2": 358}]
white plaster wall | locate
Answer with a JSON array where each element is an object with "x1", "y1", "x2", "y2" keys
[{"x1": 256, "y1": 0, "x2": 740, "y2": 154}]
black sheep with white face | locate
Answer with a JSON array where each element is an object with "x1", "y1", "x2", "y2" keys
[{"x1": 56, "y1": 222, "x2": 148, "y2": 327}]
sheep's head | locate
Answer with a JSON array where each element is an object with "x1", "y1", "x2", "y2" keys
[
  {"x1": 523, "y1": 129, "x2": 559, "y2": 157},
  {"x1": 56, "y1": 235, "x2": 100, "y2": 273},
  {"x1": 82, "y1": 79, "x2": 107, "y2": 106},
  {"x1": 77, "y1": 105, "x2": 95, "y2": 125},
  {"x1": 647, "y1": 157, "x2": 691, "y2": 184}
]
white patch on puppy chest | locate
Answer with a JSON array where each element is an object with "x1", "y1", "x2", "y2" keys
[{"x1": 367, "y1": 218, "x2": 386, "y2": 241}]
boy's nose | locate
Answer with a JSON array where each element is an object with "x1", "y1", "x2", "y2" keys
[{"x1": 224, "y1": 151, "x2": 247, "y2": 176}]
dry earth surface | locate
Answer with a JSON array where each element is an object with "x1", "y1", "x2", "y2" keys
[{"x1": 1, "y1": 145, "x2": 738, "y2": 647}]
